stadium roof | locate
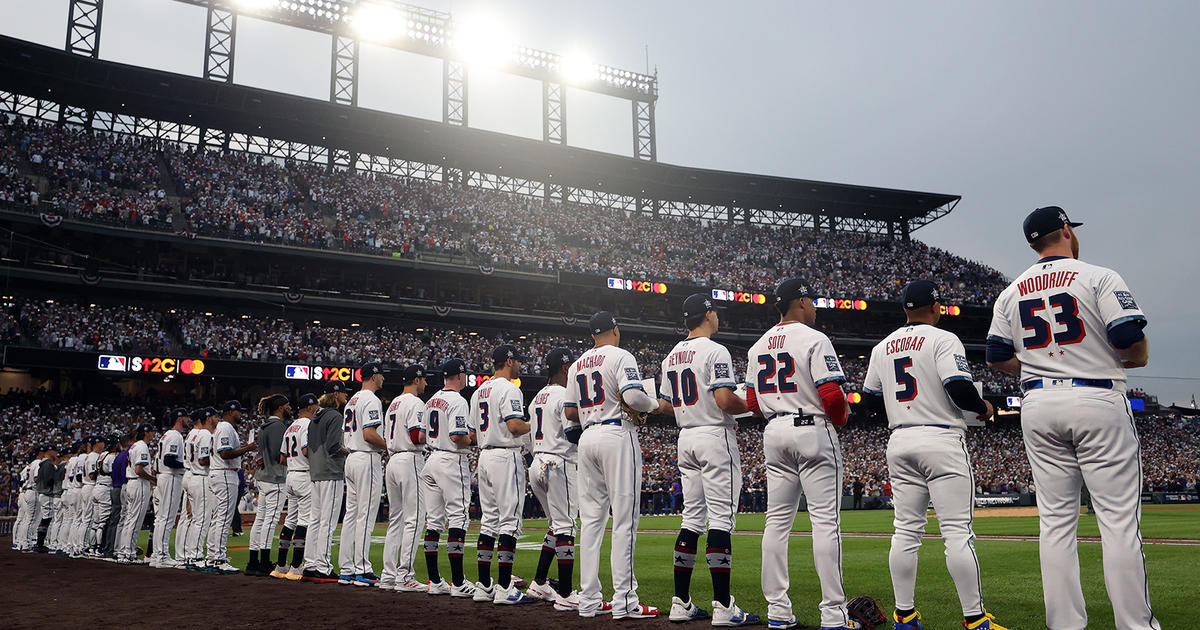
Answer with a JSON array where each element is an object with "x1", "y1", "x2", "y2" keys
[{"x1": 0, "y1": 35, "x2": 959, "y2": 231}]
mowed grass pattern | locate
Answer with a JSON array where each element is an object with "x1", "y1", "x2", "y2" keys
[{"x1": 147, "y1": 506, "x2": 1196, "y2": 629}]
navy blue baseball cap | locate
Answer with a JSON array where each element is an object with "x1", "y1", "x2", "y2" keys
[
  {"x1": 167, "y1": 407, "x2": 191, "y2": 421},
  {"x1": 298, "y1": 392, "x2": 320, "y2": 408},
  {"x1": 192, "y1": 406, "x2": 216, "y2": 419},
  {"x1": 901, "y1": 280, "x2": 942, "y2": 309},
  {"x1": 360, "y1": 361, "x2": 385, "y2": 378},
  {"x1": 492, "y1": 344, "x2": 530, "y2": 365},
  {"x1": 1023, "y1": 206, "x2": 1082, "y2": 243},
  {"x1": 774, "y1": 277, "x2": 816, "y2": 308},
  {"x1": 544, "y1": 347, "x2": 574, "y2": 375},
  {"x1": 324, "y1": 380, "x2": 349, "y2": 394},
  {"x1": 221, "y1": 399, "x2": 246, "y2": 412},
  {"x1": 589, "y1": 311, "x2": 618, "y2": 335},
  {"x1": 682, "y1": 293, "x2": 725, "y2": 319},
  {"x1": 439, "y1": 358, "x2": 467, "y2": 377},
  {"x1": 401, "y1": 364, "x2": 430, "y2": 384}
]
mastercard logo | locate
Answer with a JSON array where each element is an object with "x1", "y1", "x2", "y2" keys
[
  {"x1": 846, "y1": 391, "x2": 863, "y2": 404},
  {"x1": 652, "y1": 283, "x2": 668, "y2": 294},
  {"x1": 940, "y1": 305, "x2": 962, "y2": 316},
  {"x1": 179, "y1": 359, "x2": 206, "y2": 375},
  {"x1": 752, "y1": 293, "x2": 767, "y2": 305},
  {"x1": 854, "y1": 300, "x2": 868, "y2": 311}
]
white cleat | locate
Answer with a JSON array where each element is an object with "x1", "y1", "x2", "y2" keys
[
  {"x1": 396, "y1": 578, "x2": 428, "y2": 592},
  {"x1": 579, "y1": 600, "x2": 615, "y2": 617},
  {"x1": 493, "y1": 583, "x2": 539, "y2": 605},
  {"x1": 670, "y1": 597, "x2": 711, "y2": 623},
  {"x1": 613, "y1": 603, "x2": 660, "y2": 620},
  {"x1": 711, "y1": 597, "x2": 761, "y2": 627},
  {"x1": 525, "y1": 580, "x2": 557, "y2": 602},
  {"x1": 427, "y1": 579, "x2": 451, "y2": 596},
  {"x1": 553, "y1": 590, "x2": 580, "y2": 612},
  {"x1": 471, "y1": 581, "x2": 494, "y2": 602},
  {"x1": 451, "y1": 580, "x2": 479, "y2": 599},
  {"x1": 377, "y1": 580, "x2": 397, "y2": 591}
]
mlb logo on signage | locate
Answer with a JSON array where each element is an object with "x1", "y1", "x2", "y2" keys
[
  {"x1": 285, "y1": 365, "x2": 311, "y2": 380},
  {"x1": 97, "y1": 355, "x2": 127, "y2": 372}
]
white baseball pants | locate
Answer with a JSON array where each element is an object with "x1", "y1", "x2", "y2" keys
[
  {"x1": 382, "y1": 452, "x2": 426, "y2": 584},
  {"x1": 178, "y1": 472, "x2": 210, "y2": 563},
  {"x1": 678, "y1": 426, "x2": 742, "y2": 534},
  {"x1": 88, "y1": 483, "x2": 112, "y2": 550},
  {"x1": 206, "y1": 470, "x2": 238, "y2": 564},
  {"x1": 49, "y1": 493, "x2": 70, "y2": 549},
  {"x1": 761, "y1": 419, "x2": 850, "y2": 629},
  {"x1": 887, "y1": 426, "x2": 984, "y2": 617},
  {"x1": 578, "y1": 424, "x2": 644, "y2": 617},
  {"x1": 529, "y1": 453, "x2": 578, "y2": 537},
  {"x1": 151, "y1": 473, "x2": 185, "y2": 561},
  {"x1": 420, "y1": 451, "x2": 471, "y2": 533},
  {"x1": 70, "y1": 484, "x2": 96, "y2": 553},
  {"x1": 339, "y1": 452, "x2": 383, "y2": 575},
  {"x1": 305, "y1": 478, "x2": 344, "y2": 575},
  {"x1": 15, "y1": 489, "x2": 37, "y2": 548},
  {"x1": 249, "y1": 480, "x2": 285, "y2": 551},
  {"x1": 117, "y1": 479, "x2": 152, "y2": 559},
  {"x1": 1022, "y1": 387, "x2": 1160, "y2": 630},
  {"x1": 478, "y1": 448, "x2": 526, "y2": 538},
  {"x1": 283, "y1": 471, "x2": 314, "y2": 529}
]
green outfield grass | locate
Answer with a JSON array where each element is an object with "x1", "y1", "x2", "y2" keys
[{"x1": 148, "y1": 505, "x2": 1197, "y2": 629}]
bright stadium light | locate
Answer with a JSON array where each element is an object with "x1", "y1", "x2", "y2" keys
[
  {"x1": 351, "y1": 2, "x2": 407, "y2": 43},
  {"x1": 451, "y1": 15, "x2": 515, "y2": 68},
  {"x1": 559, "y1": 53, "x2": 597, "y2": 84},
  {"x1": 237, "y1": 0, "x2": 279, "y2": 13}
]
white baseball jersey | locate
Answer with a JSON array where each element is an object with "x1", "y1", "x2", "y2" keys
[
  {"x1": 82, "y1": 452, "x2": 99, "y2": 485},
  {"x1": 19, "y1": 462, "x2": 33, "y2": 490},
  {"x1": 863, "y1": 323, "x2": 975, "y2": 429},
  {"x1": 185, "y1": 428, "x2": 213, "y2": 475},
  {"x1": 424, "y1": 389, "x2": 472, "y2": 452},
  {"x1": 126, "y1": 441, "x2": 151, "y2": 478},
  {"x1": 383, "y1": 393, "x2": 425, "y2": 454},
  {"x1": 97, "y1": 453, "x2": 116, "y2": 485},
  {"x1": 283, "y1": 416, "x2": 311, "y2": 471},
  {"x1": 209, "y1": 421, "x2": 241, "y2": 470},
  {"x1": 660, "y1": 336, "x2": 739, "y2": 429},
  {"x1": 746, "y1": 321, "x2": 847, "y2": 421},
  {"x1": 988, "y1": 256, "x2": 1147, "y2": 381},
  {"x1": 65, "y1": 455, "x2": 81, "y2": 489},
  {"x1": 530, "y1": 384, "x2": 577, "y2": 459},
  {"x1": 565, "y1": 344, "x2": 646, "y2": 428},
  {"x1": 157, "y1": 429, "x2": 185, "y2": 475},
  {"x1": 343, "y1": 389, "x2": 384, "y2": 452},
  {"x1": 472, "y1": 376, "x2": 526, "y2": 448}
]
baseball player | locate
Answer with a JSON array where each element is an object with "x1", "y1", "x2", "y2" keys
[
  {"x1": 150, "y1": 409, "x2": 189, "y2": 568},
  {"x1": 207, "y1": 400, "x2": 257, "y2": 574},
  {"x1": 986, "y1": 206, "x2": 1158, "y2": 630},
  {"x1": 302, "y1": 380, "x2": 351, "y2": 583},
  {"x1": 15, "y1": 448, "x2": 43, "y2": 551},
  {"x1": 379, "y1": 365, "x2": 432, "y2": 592},
  {"x1": 34, "y1": 444, "x2": 60, "y2": 554},
  {"x1": 564, "y1": 312, "x2": 670, "y2": 620},
  {"x1": 247, "y1": 394, "x2": 291, "y2": 577},
  {"x1": 70, "y1": 437, "x2": 102, "y2": 557},
  {"x1": 179, "y1": 407, "x2": 217, "y2": 570},
  {"x1": 662, "y1": 294, "x2": 761, "y2": 627},
  {"x1": 49, "y1": 442, "x2": 80, "y2": 554},
  {"x1": 470, "y1": 344, "x2": 536, "y2": 605},
  {"x1": 88, "y1": 434, "x2": 121, "y2": 557},
  {"x1": 526, "y1": 348, "x2": 582, "y2": 609},
  {"x1": 418, "y1": 358, "x2": 476, "y2": 596},
  {"x1": 338, "y1": 362, "x2": 387, "y2": 586},
  {"x1": 862, "y1": 280, "x2": 1006, "y2": 630},
  {"x1": 272, "y1": 392, "x2": 320, "y2": 580},
  {"x1": 747, "y1": 278, "x2": 853, "y2": 630},
  {"x1": 116, "y1": 424, "x2": 156, "y2": 563}
]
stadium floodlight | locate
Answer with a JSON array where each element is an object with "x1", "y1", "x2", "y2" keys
[
  {"x1": 451, "y1": 14, "x2": 515, "y2": 68},
  {"x1": 559, "y1": 53, "x2": 597, "y2": 84},
  {"x1": 236, "y1": 0, "x2": 280, "y2": 13},
  {"x1": 350, "y1": 2, "x2": 407, "y2": 43}
]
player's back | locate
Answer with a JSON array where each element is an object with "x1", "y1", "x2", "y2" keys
[
  {"x1": 126, "y1": 441, "x2": 150, "y2": 477},
  {"x1": 383, "y1": 393, "x2": 423, "y2": 453},
  {"x1": 661, "y1": 337, "x2": 738, "y2": 429},
  {"x1": 157, "y1": 429, "x2": 183, "y2": 473},
  {"x1": 746, "y1": 321, "x2": 846, "y2": 423},
  {"x1": 990, "y1": 256, "x2": 1146, "y2": 382},
  {"x1": 210, "y1": 422, "x2": 240, "y2": 470},
  {"x1": 284, "y1": 417, "x2": 311, "y2": 471},
  {"x1": 424, "y1": 389, "x2": 471, "y2": 452},
  {"x1": 474, "y1": 377, "x2": 526, "y2": 448},
  {"x1": 530, "y1": 384, "x2": 576, "y2": 459},
  {"x1": 865, "y1": 324, "x2": 973, "y2": 429},
  {"x1": 343, "y1": 390, "x2": 383, "y2": 452},
  {"x1": 566, "y1": 344, "x2": 646, "y2": 429}
]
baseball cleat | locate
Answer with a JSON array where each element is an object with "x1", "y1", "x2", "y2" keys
[
  {"x1": 526, "y1": 580, "x2": 557, "y2": 602},
  {"x1": 670, "y1": 597, "x2": 710, "y2": 623},
  {"x1": 469, "y1": 581, "x2": 492, "y2": 601},
  {"x1": 377, "y1": 580, "x2": 397, "y2": 591},
  {"x1": 712, "y1": 597, "x2": 761, "y2": 627},
  {"x1": 427, "y1": 579, "x2": 452, "y2": 596},
  {"x1": 613, "y1": 603, "x2": 660, "y2": 620},
  {"x1": 210, "y1": 562, "x2": 241, "y2": 575},
  {"x1": 894, "y1": 610, "x2": 922, "y2": 630},
  {"x1": 353, "y1": 573, "x2": 380, "y2": 587},
  {"x1": 284, "y1": 568, "x2": 303, "y2": 581},
  {"x1": 396, "y1": 579, "x2": 428, "y2": 592},
  {"x1": 553, "y1": 590, "x2": 580, "y2": 611},
  {"x1": 818, "y1": 622, "x2": 861, "y2": 630},
  {"x1": 269, "y1": 566, "x2": 290, "y2": 579},
  {"x1": 766, "y1": 616, "x2": 798, "y2": 630},
  {"x1": 962, "y1": 612, "x2": 1007, "y2": 630},
  {"x1": 337, "y1": 574, "x2": 355, "y2": 585},
  {"x1": 300, "y1": 569, "x2": 338, "y2": 583},
  {"x1": 494, "y1": 584, "x2": 539, "y2": 605}
]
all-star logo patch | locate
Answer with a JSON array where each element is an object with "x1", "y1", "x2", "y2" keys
[
  {"x1": 714, "y1": 363, "x2": 730, "y2": 379},
  {"x1": 824, "y1": 355, "x2": 842, "y2": 373},
  {"x1": 955, "y1": 354, "x2": 972, "y2": 374},
  {"x1": 624, "y1": 367, "x2": 640, "y2": 381},
  {"x1": 1114, "y1": 291, "x2": 1138, "y2": 310},
  {"x1": 510, "y1": 399, "x2": 522, "y2": 412}
]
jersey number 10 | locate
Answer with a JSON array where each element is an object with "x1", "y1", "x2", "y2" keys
[{"x1": 665, "y1": 369, "x2": 699, "y2": 407}]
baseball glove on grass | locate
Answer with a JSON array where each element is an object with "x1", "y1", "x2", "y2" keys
[{"x1": 847, "y1": 595, "x2": 887, "y2": 629}]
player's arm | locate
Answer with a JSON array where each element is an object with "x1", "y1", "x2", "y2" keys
[
  {"x1": 408, "y1": 408, "x2": 427, "y2": 446},
  {"x1": 860, "y1": 352, "x2": 887, "y2": 418},
  {"x1": 985, "y1": 293, "x2": 1022, "y2": 375},
  {"x1": 361, "y1": 398, "x2": 386, "y2": 449},
  {"x1": 810, "y1": 338, "x2": 850, "y2": 426},
  {"x1": 563, "y1": 364, "x2": 581, "y2": 424},
  {"x1": 1096, "y1": 270, "x2": 1150, "y2": 368},
  {"x1": 503, "y1": 389, "x2": 531, "y2": 436},
  {"x1": 709, "y1": 348, "x2": 747, "y2": 415},
  {"x1": 937, "y1": 337, "x2": 993, "y2": 421},
  {"x1": 163, "y1": 438, "x2": 185, "y2": 470}
]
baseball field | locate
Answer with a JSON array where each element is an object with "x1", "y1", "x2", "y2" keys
[{"x1": 4, "y1": 504, "x2": 1195, "y2": 629}]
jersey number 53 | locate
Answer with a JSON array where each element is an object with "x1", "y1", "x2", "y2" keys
[{"x1": 1018, "y1": 292, "x2": 1086, "y2": 350}]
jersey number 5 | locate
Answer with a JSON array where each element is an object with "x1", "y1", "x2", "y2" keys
[
  {"x1": 893, "y1": 357, "x2": 918, "y2": 402},
  {"x1": 1018, "y1": 292, "x2": 1086, "y2": 350}
]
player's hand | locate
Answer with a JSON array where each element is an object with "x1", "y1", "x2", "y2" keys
[
  {"x1": 243, "y1": 441, "x2": 258, "y2": 453},
  {"x1": 977, "y1": 400, "x2": 995, "y2": 422},
  {"x1": 254, "y1": 456, "x2": 264, "y2": 467}
]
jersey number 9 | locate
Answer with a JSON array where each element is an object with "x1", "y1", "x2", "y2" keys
[{"x1": 427, "y1": 410, "x2": 440, "y2": 438}]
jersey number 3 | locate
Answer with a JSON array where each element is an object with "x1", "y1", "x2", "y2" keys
[{"x1": 1019, "y1": 292, "x2": 1086, "y2": 350}]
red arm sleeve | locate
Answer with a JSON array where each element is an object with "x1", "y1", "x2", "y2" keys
[
  {"x1": 408, "y1": 427, "x2": 425, "y2": 445},
  {"x1": 818, "y1": 382, "x2": 848, "y2": 427},
  {"x1": 746, "y1": 387, "x2": 761, "y2": 416}
]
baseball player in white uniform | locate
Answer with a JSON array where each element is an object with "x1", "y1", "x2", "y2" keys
[
  {"x1": 863, "y1": 280, "x2": 1006, "y2": 630},
  {"x1": 380, "y1": 365, "x2": 432, "y2": 592},
  {"x1": 70, "y1": 438, "x2": 103, "y2": 556},
  {"x1": 208, "y1": 400, "x2": 257, "y2": 574},
  {"x1": 247, "y1": 395, "x2": 291, "y2": 577},
  {"x1": 526, "y1": 348, "x2": 583, "y2": 609},
  {"x1": 51, "y1": 442, "x2": 84, "y2": 554},
  {"x1": 179, "y1": 407, "x2": 216, "y2": 570},
  {"x1": 117, "y1": 424, "x2": 157, "y2": 563},
  {"x1": 15, "y1": 449, "x2": 43, "y2": 551},
  {"x1": 663, "y1": 294, "x2": 760, "y2": 627},
  {"x1": 747, "y1": 279, "x2": 853, "y2": 630},
  {"x1": 338, "y1": 363, "x2": 387, "y2": 586},
  {"x1": 470, "y1": 344, "x2": 536, "y2": 605},
  {"x1": 419, "y1": 358, "x2": 476, "y2": 596},
  {"x1": 150, "y1": 409, "x2": 189, "y2": 568},
  {"x1": 564, "y1": 311, "x2": 671, "y2": 620},
  {"x1": 88, "y1": 437, "x2": 119, "y2": 556},
  {"x1": 272, "y1": 392, "x2": 319, "y2": 580},
  {"x1": 986, "y1": 206, "x2": 1158, "y2": 630}
]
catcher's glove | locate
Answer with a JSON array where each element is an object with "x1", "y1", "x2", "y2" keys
[
  {"x1": 847, "y1": 595, "x2": 886, "y2": 629},
  {"x1": 619, "y1": 400, "x2": 648, "y2": 426}
]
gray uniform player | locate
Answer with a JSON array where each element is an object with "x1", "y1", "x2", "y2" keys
[
  {"x1": 247, "y1": 395, "x2": 291, "y2": 577},
  {"x1": 526, "y1": 348, "x2": 582, "y2": 609},
  {"x1": 863, "y1": 280, "x2": 1005, "y2": 630},
  {"x1": 380, "y1": 366, "x2": 432, "y2": 592},
  {"x1": 302, "y1": 380, "x2": 351, "y2": 583},
  {"x1": 986, "y1": 207, "x2": 1157, "y2": 630},
  {"x1": 663, "y1": 294, "x2": 760, "y2": 627}
]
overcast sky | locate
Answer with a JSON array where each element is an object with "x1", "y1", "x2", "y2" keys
[{"x1": 3, "y1": 0, "x2": 1197, "y2": 404}]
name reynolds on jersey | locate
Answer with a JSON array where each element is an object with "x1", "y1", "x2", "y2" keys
[
  {"x1": 886, "y1": 335, "x2": 926, "y2": 355},
  {"x1": 667, "y1": 350, "x2": 696, "y2": 367},
  {"x1": 1017, "y1": 270, "x2": 1079, "y2": 296}
]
